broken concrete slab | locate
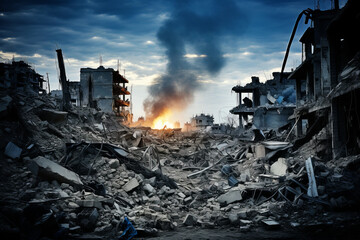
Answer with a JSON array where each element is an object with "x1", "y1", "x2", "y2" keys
[
  {"x1": 39, "y1": 108, "x2": 68, "y2": 124},
  {"x1": 217, "y1": 189, "x2": 243, "y2": 205},
  {"x1": 262, "y1": 219, "x2": 280, "y2": 229},
  {"x1": 114, "y1": 147, "x2": 128, "y2": 157},
  {"x1": 122, "y1": 178, "x2": 140, "y2": 192},
  {"x1": 29, "y1": 156, "x2": 83, "y2": 186},
  {"x1": 270, "y1": 158, "x2": 288, "y2": 176},
  {"x1": 4, "y1": 142, "x2": 22, "y2": 159}
]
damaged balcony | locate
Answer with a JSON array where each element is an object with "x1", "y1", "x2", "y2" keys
[{"x1": 230, "y1": 74, "x2": 296, "y2": 130}]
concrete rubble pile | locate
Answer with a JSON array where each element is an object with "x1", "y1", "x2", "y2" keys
[{"x1": 1, "y1": 88, "x2": 360, "y2": 239}]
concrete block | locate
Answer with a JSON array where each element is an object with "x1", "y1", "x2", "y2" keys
[
  {"x1": 177, "y1": 192, "x2": 186, "y2": 198},
  {"x1": 254, "y1": 144, "x2": 266, "y2": 158},
  {"x1": 4, "y1": 142, "x2": 22, "y2": 159},
  {"x1": 183, "y1": 214, "x2": 197, "y2": 226},
  {"x1": 270, "y1": 158, "x2": 287, "y2": 176},
  {"x1": 108, "y1": 159, "x2": 120, "y2": 169},
  {"x1": 122, "y1": 178, "x2": 139, "y2": 192},
  {"x1": 30, "y1": 156, "x2": 83, "y2": 186},
  {"x1": 143, "y1": 183, "x2": 155, "y2": 194},
  {"x1": 184, "y1": 196, "x2": 192, "y2": 204},
  {"x1": 217, "y1": 190, "x2": 242, "y2": 205}
]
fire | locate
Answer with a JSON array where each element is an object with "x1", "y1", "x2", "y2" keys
[{"x1": 152, "y1": 110, "x2": 174, "y2": 129}]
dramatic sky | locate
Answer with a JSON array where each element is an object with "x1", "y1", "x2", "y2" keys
[{"x1": 0, "y1": 0, "x2": 347, "y2": 125}]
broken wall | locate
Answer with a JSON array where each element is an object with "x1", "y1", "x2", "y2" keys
[{"x1": 253, "y1": 107, "x2": 295, "y2": 129}]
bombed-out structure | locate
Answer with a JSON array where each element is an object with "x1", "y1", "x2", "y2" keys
[
  {"x1": 0, "y1": 60, "x2": 46, "y2": 94},
  {"x1": 80, "y1": 66, "x2": 132, "y2": 122},
  {"x1": 230, "y1": 74, "x2": 296, "y2": 129},
  {"x1": 287, "y1": 0, "x2": 360, "y2": 158},
  {"x1": 190, "y1": 113, "x2": 214, "y2": 130},
  {"x1": 231, "y1": 0, "x2": 360, "y2": 158}
]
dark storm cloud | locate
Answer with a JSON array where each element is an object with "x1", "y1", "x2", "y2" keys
[
  {"x1": 143, "y1": 0, "x2": 248, "y2": 120},
  {"x1": 0, "y1": 0, "x2": 169, "y2": 59},
  {"x1": 88, "y1": 0, "x2": 170, "y2": 18}
]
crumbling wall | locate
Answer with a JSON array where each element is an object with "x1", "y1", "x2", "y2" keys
[{"x1": 253, "y1": 107, "x2": 295, "y2": 129}]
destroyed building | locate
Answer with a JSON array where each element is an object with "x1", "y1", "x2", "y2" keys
[
  {"x1": 80, "y1": 66, "x2": 132, "y2": 122},
  {"x1": 190, "y1": 113, "x2": 214, "y2": 130},
  {"x1": 0, "y1": 60, "x2": 46, "y2": 94},
  {"x1": 288, "y1": 0, "x2": 360, "y2": 158},
  {"x1": 230, "y1": 74, "x2": 296, "y2": 129}
]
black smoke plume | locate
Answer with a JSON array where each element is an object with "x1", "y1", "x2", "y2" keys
[{"x1": 144, "y1": 0, "x2": 246, "y2": 122}]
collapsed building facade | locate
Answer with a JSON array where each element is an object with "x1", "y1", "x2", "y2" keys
[
  {"x1": 190, "y1": 113, "x2": 214, "y2": 130},
  {"x1": 231, "y1": 0, "x2": 360, "y2": 159},
  {"x1": 80, "y1": 66, "x2": 132, "y2": 122},
  {"x1": 230, "y1": 74, "x2": 296, "y2": 129},
  {"x1": 0, "y1": 60, "x2": 46, "y2": 94},
  {"x1": 288, "y1": 0, "x2": 360, "y2": 158}
]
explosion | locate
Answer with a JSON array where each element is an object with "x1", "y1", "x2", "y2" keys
[{"x1": 151, "y1": 109, "x2": 174, "y2": 129}]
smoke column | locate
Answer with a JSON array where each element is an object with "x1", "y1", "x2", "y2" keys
[{"x1": 144, "y1": 0, "x2": 246, "y2": 122}]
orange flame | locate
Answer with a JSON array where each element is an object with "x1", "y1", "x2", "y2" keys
[{"x1": 152, "y1": 110, "x2": 174, "y2": 129}]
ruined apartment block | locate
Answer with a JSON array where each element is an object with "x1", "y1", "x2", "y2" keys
[
  {"x1": 289, "y1": 1, "x2": 360, "y2": 158},
  {"x1": 190, "y1": 113, "x2": 214, "y2": 130},
  {"x1": 230, "y1": 74, "x2": 296, "y2": 129},
  {"x1": 80, "y1": 66, "x2": 132, "y2": 122},
  {"x1": 0, "y1": 60, "x2": 45, "y2": 94}
]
